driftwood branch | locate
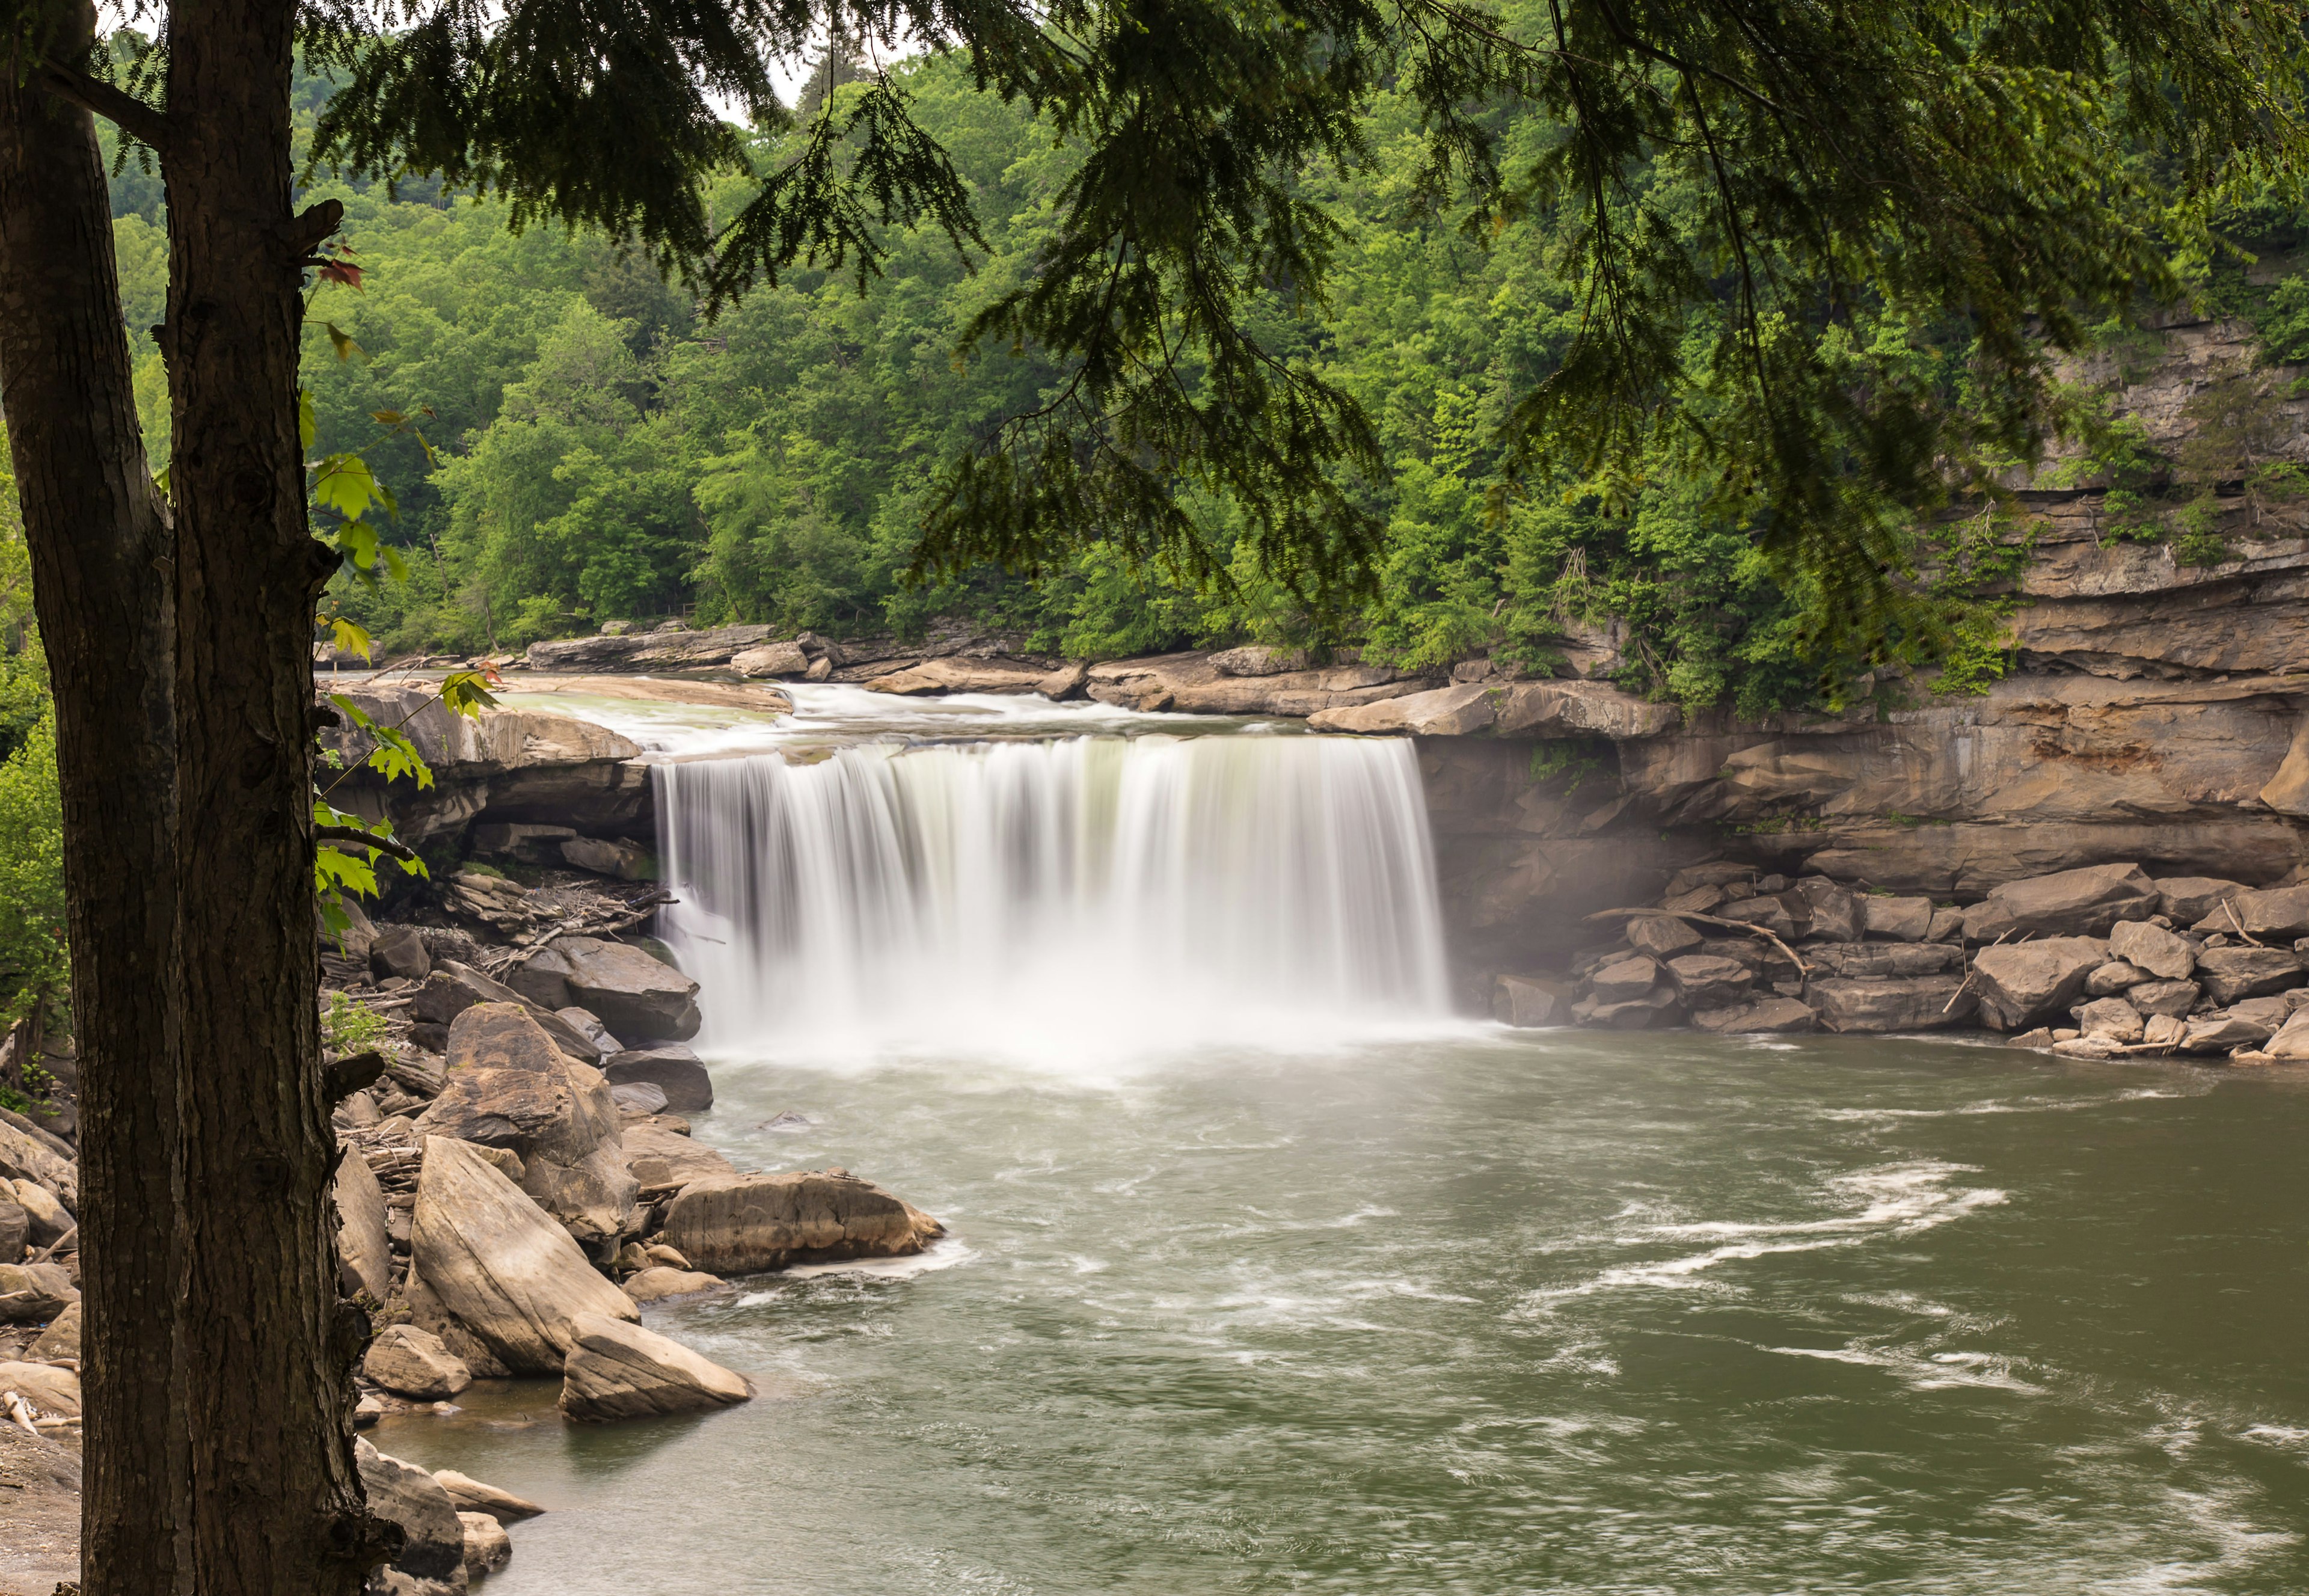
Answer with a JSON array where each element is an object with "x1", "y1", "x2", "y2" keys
[
  {"x1": 37, "y1": 63, "x2": 169, "y2": 151},
  {"x1": 26, "y1": 1226, "x2": 75, "y2": 1265},
  {"x1": 2222, "y1": 900, "x2": 2266, "y2": 948},
  {"x1": 316, "y1": 825, "x2": 419, "y2": 864},
  {"x1": 1584, "y1": 906, "x2": 1808, "y2": 976},
  {"x1": 1943, "y1": 928, "x2": 2014, "y2": 1013},
  {"x1": 485, "y1": 891, "x2": 674, "y2": 976}
]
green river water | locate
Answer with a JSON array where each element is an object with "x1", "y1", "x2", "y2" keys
[{"x1": 372, "y1": 1028, "x2": 2309, "y2": 1594}]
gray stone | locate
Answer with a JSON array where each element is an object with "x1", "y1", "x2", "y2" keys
[
  {"x1": 1927, "y1": 906, "x2": 1966, "y2": 943},
  {"x1": 1207, "y1": 645, "x2": 1308, "y2": 677},
  {"x1": 370, "y1": 925, "x2": 433, "y2": 983},
  {"x1": 2085, "y1": 961, "x2": 2150, "y2": 996},
  {"x1": 2127, "y1": 979, "x2": 2202, "y2": 1017},
  {"x1": 1809, "y1": 976, "x2": 1974, "y2": 1033},
  {"x1": 1626, "y1": 915, "x2": 1703, "y2": 959},
  {"x1": 557, "y1": 1312, "x2": 754, "y2": 1423},
  {"x1": 408, "y1": 1137, "x2": 639, "y2": 1375},
  {"x1": 2197, "y1": 885, "x2": 2309, "y2": 940},
  {"x1": 2154, "y1": 877, "x2": 2247, "y2": 924},
  {"x1": 2072, "y1": 996, "x2": 2145, "y2": 1042},
  {"x1": 554, "y1": 1007, "x2": 622, "y2": 1055},
  {"x1": 2194, "y1": 945, "x2": 2306, "y2": 1005},
  {"x1": 458, "y1": 1513, "x2": 511, "y2": 1580},
  {"x1": 602, "y1": 1045, "x2": 714, "y2": 1112},
  {"x1": 1795, "y1": 878, "x2": 1864, "y2": 942},
  {"x1": 335, "y1": 1143, "x2": 394, "y2": 1301},
  {"x1": 1492, "y1": 975, "x2": 1566, "y2": 1028},
  {"x1": 1690, "y1": 996, "x2": 1817, "y2": 1034},
  {"x1": 1962, "y1": 863, "x2": 2159, "y2": 941},
  {"x1": 521, "y1": 938, "x2": 700, "y2": 1043},
  {"x1": 0, "y1": 1117, "x2": 75, "y2": 1211},
  {"x1": 611, "y1": 1082, "x2": 668, "y2": 1116},
  {"x1": 357, "y1": 1438, "x2": 470, "y2": 1590},
  {"x1": 662, "y1": 1169, "x2": 945, "y2": 1275},
  {"x1": 432, "y1": 1470, "x2": 545, "y2": 1523},
  {"x1": 1663, "y1": 954, "x2": 1753, "y2": 1010},
  {"x1": 2183, "y1": 1012, "x2": 2276, "y2": 1054},
  {"x1": 1719, "y1": 895, "x2": 1797, "y2": 938},
  {"x1": 2107, "y1": 918, "x2": 2197, "y2": 981},
  {"x1": 1863, "y1": 895, "x2": 1934, "y2": 942},
  {"x1": 1807, "y1": 942, "x2": 1964, "y2": 978},
  {"x1": 0, "y1": 1262, "x2": 75, "y2": 1324},
  {"x1": 414, "y1": 962, "x2": 602, "y2": 1061},
  {"x1": 1588, "y1": 957, "x2": 1660, "y2": 1002},
  {"x1": 364, "y1": 1324, "x2": 474, "y2": 1401},
  {"x1": 1969, "y1": 937, "x2": 2111, "y2": 1030}
]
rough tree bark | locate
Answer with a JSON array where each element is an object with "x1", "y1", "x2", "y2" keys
[
  {"x1": 0, "y1": 4, "x2": 188, "y2": 1591},
  {"x1": 165, "y1": 1, "x2": 372, "y2": 1588}
]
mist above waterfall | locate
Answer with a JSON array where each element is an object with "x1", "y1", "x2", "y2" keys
[{"x1": 654, "y1": 732, "x2": 1453, "y2": 1066}]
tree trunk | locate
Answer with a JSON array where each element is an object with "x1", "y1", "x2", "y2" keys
[
  {"x1": 165, "y1": 2, "x2": 370, "y2": 1588},
  {"x1": 0, "y1": 5, "x2": 188, "y2": 1592}
]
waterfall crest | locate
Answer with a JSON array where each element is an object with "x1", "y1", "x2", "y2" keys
[{"x1": 654, "y1": 734, "x2": 1452, "y2": 1062}]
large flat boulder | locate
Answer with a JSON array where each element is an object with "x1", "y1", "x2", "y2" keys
[
  {"x1": 363, "y1": 1324, "x2": 473, "y2": 1401},
  {"x1": 661, "y1": 1170, "x2": 944, "y2": 1275},
  {"x1": 0, "y1": 1360, "x2": 79, "y2": 1417},
  {"x1": 2128, "y1": 978, "x2": 2201, "y2": 1017},
  {"x1": 1963, "y1": 864, "x2": 2159, "y2": 941},
  {"x1": 1807, "y1": 942, "x2": 1964, "y2": 978},
  {"x1": 408, "y1": 1137, "x2": 638, "y2": 1376},
  {"x1": 1690, "y1": 996, "x2": 1817, "y2": 1034},
  {"x1": 1795, "y1": 878, "x2": 1864, "y2": 943},
  {"x1": 334, "y1": 1144, "x2": 394, "y2": 1301},
  {"x1": 731, "y1": 640, "x2": 809, "y2": 678},
  {"x1": 2195, "y1": 885, "x2": 2309, "y2": 940},
  {"x1": 2194, "y1": 945, "x2": 2305, "y2": 1005},
  {"x1": 557, "y1": 1312, "x2": 753, "y2": 1423},
  {"x1": 355, "y1": 1438, "x2": 469, "y2": 1592},
  {"x1": 517, "y1": 939, "x2": 700, "y2": 1043},
  {"x1": 414, "y1": 1052, "x2": 637, "y2": 1242},
  {"x1": 1663, "y1": 954, "x2": 1753, "y2": 1010},
  {"x1": 1809, "y1": 976, "x2": 1973, "y2": 1033},
  {"x1": 1491, "y1": 975, "x2": 1568, "y2": 1028},
  {"x1": 603, "y1": 1045, "x2": 713, "y2": 1112},
  {"x1": 2106, "y1": 919, "x2": 2195, "y2": 981},
  {"x1": 622, "y1": 1124, "x2": 736, "y2": 1194},
  {"x1": 1589, "y1": 956, "x2": 1660, "y2": 1002},
  {"x1": 432, "y1": 1471, "x2": 545, "y2": 1523},
  {"x1": 1306, "y1": 683, "x2": 1497, "y2": 737},
  {"x1": 1862, "y1": 895, "x2": 1935, "y2": 942},
  {"x1": 2154, "y1": 877, "x2": 2246, "y2": 924},
  {"x1": 1490, "y1": 680, "x2": 1679, "y2": 739},
  {"x1": 1969, "y1": 938, "x2": 2109, "y2": 1030}
]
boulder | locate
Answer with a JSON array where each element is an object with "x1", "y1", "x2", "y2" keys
[
  {"x1": 1969, "y1": 938, "x2": 2110, "y2": 1030},
  {"x1": 2052, "y1": 1036, "x2": 2124, "y2": 1060},
  {"x1": 2127, "y1": 979, "x2": 2202, "y2": 1018},
  {"x1": 2107, "y1": 919, "x2": 2197, "y2": 981},
  {"x1": 370, "y1": 925, "x2": 433, "y2": 984},
  {"x1": 1571, "y1": 989, "x2": 1681, "y2": 1028},
  {"x1": 355, "y1": 1438, "x2": 469, "y2": 1592},
  {"x1": 0, "y1": 1360, "x2": 79, "y2": 1417},
  {"x1": 1492, "y1": 975, "x2": 1567, "y2": 1028},
  {"x1": 0, "y1": 1117, "x2": 75, "y2": 1211},
  {"x1": 390, "y1": 1264, "x2": 512, "y2": 1380},
  {"x1": 2194, "y1": 945, "x2": 2305, "y2": 1005},
  {"x1": 1663, "y1": 954, "x2": 1753, "y2": 1010},
  {"x1": 414, "y1": 961, "x2": 601, "y2": 1061},
  {"x1": 2007, "y1": 1028, "x2": 2056, "y2": 1050},
  {"x1": 2085, "y1": 962, "x2": 2150, "y2": 997},
  {"x1": 414, "y1": 1054, "x2": 637, "y2": 1242},
  {"x1": 454, "y1": 1512, "x2": 511, "y2": 1580},
  {"x1": 1718, "y1": 894, "x2": 1798, "y2": 938},
  {"x1": 623, "y1": 1124, "x2": 735, "y2": 1194},
  {"x1": 1690, "y1": 996, "x2": 1817, "y2": 1034},
  {"x1": 1862, "y1": 895, "x2": 1934, "y2": 942},
  {"x1": 334, "y1": 1144, "x2": 395, "y2": 1301},
  {"x1": 1491, "y1": 680, "x2": 1680, "y2": 738},
  {"x1": 363, "y1": 1324, "x2": 474, "y2": 1401},
  {"x1": 602, "y1": 1045, "x2": 714, "y2": 1112},
  {"x1": 2154, "y1": 877, "x2": 2247, "y2": 924},
  {"x1": 1963, "y1": 864, "x2": 2160, "y2": 941},
  {"x1": 1795, "y1": 878, "x2": 1864, "y2": 943},
  {"x1": 560, "y1": 836, "x2": 653, "y2": 881},
  {"x1": 612, "y1": 1083, "x2": 668, "y2": 1116},
  {"x1": 27, "y1": 1300, "x2": 78, "y2": 1361},
  {"x1": 623, "y1": 1266, "x2": 723, "y2": 1304},
  {"x1": 2182, "y1": 1012, "x2": 2277, "y2": 1054},
  {"x1": 2072, "y1": 996, "x2": 2145, "y2": 1042},
  {"x1": 2265, "y1": 1010, "x2": 2309, "y2": 1060},
  {"x1": 1926, "y1": 906, "x2": 1966, "y2": 943},
  {"x1": 556, "y1": 1008, "x2": 623, "y2": 1056},
  {"x1": 0, "y1": 1194, "x2": 23, "y2": 1263},
  {"x1": 2197, "y1": 885, "x2": 2309, "y2": 940},
  {"x1": 731, "y1": 640, "x2": 811, "y2": 678},
  {"x1": 1207, "y1": 645, "x2": 1308, "y2": 677},
  {"x1": 1807, "y1": 943, "x2": 1964, "y2": 978},
  {"x1": 1588, "y1": 957, "x2": 1660, "y2": 1002},
  {"x1": 444, "y1": 1003, "x2": 565, "y2": 1076},
  {"x1": 2141, "y1": 1013, "x2": 2188, "y2": 1049},
  {"x1": 0, "y1": 1262, "x2": 75, "y2": 1323},
  {"x1": 662, "y1": 1169, "x2": 945, "y2": 1275},
  {"x1": 1306, "y1": 683, "x2": 1496, "y2": 737},
  {"x1": 1809, "y1": 976, "x2": 1974, "y2": 1033},
  {"x1": 520, "y1": 939, "x2": 700, "y2": 1043},
  {"x1": 1625, "y1": 915, "x2": 1703, "y2": 959},
  {"x1": 432, "y1": 1470, "x2": 545, "y2": 1523},
  {"x1": 557, "y1": 1312, "x2": 753, "y2": 1423},
  {"x1": 408, "y1": 1137, "x2": 639, "y2": 1376}
]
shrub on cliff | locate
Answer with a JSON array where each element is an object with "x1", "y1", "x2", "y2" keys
[{"x1": 0, "y1": 711, "x2": 66, "y2": 1037}]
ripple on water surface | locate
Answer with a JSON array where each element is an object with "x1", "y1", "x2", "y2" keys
[{"x1": 373, "y1": 1030, "x2": 2309, "y2": 1594}]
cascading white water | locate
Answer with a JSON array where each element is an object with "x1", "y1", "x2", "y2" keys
[{"x1": 653, "y1": 732, "x2": 1453, "y2": 1063}]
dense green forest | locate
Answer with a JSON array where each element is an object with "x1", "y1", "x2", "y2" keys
[{"x1": 89, "y1": 43, "x2": 2298, "y2": 721}]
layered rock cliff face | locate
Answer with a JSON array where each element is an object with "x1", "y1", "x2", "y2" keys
[{"x1": 1415, "y1": 314, "x2": 2309, "y2": 987}]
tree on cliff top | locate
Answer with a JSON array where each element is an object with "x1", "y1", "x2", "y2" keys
[{"x1": 1, "y1": 1, "x2": 2305, "y2": 1594}]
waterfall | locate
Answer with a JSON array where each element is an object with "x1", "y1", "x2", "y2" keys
[{"x1": 652, "y1": 733, "x2": 1453, "y2": 1063}]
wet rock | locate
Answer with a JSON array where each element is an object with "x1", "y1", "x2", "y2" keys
[
  {"x1": 2073, "y1": 996, "x2": 2146, "y2": 1042},
  {"x1": 364, "y1": 1324, "x2": 474, "y2": 1401},
  {"x1": 1626, "y1": 915, "x2": 1703, "y2": 959},
  {"x1": 0, "y1": 1262, "x2": 75, "y2": 1323},
  {"x1": 1663, "y1": 954, "x2": 1753, "y2": 1010},
  {"x1": 662, "y1": 1169, "x2": 945, "y2": 1275},
  {"x1": 1795, "y1": 879, "x2": 1864, "y2": 943},
  {"x1": 519, "y1": 938, "x2": 701, "y2": 1044},
  {"x1": 2085, "y1": 961, "x2": 2150, "y2": 996},
  {"x1": 28, "y1": 1300, "x2": 79, "y2": 1361},
  {"x1": 1690, "y1": 996, "x2": 1816, "y2": 1034},
  {"x1": 432, "y1": 1470, "x2": 545, "y2": 1523},
  {"x1": 1718, "y1": 894, "x2": 1798, "y2": 938},
  {"x1": 408, "y1": 1137, "x2": 639, "y2": 1375},
  {"x1": 1588, "y1": 956, "x2": 1660, "y2": 1002},
  {"x1": 371, "y1": 925, "x2": 433, "y2": 983},
  {"x1": 357, "y1": 1438, "x2": 470, "y2": 1592},
  {"x1": 1665, "y1": 863, "x2": 1758, "y2": 898},
  {"x1": 1969, "y1": 937, "x2": 2111, "y2": 1030},
  {"x1": 1862, "y1": 895, "x2": 1934, "y2": 942},
  {"x1": 1662, "y1": 885, "x2": 1725, "y2": 915},
  {"x1": 557, "y1": 1313, "x2": 754, "y2": 1423},
  {"x1": 2153, "y1": 877, "x2": 2246, "y2": 924},
  {"x1": 1492, "y1": 974, "x2": 1567, "y2": 1028},
  {"x1": 2127, "y1": 979, "x2": 2203, "y2": 1017},
  {"x1": 1808, "y1": 976, "x2": 1974, "y2": 1033},
  {"x1": 603, "y1": 1045, "x2": 714, "y2": 1112},
  {"x1": 2107, "y1": 919, "x2": 2197, "y2": 981},
  {"x1": 335, "y1": 1142, "x2": 395, "y2": 1301},
  {"x1": 2194, "y1": 945, "x2": 2306, "y2": 1005},
  {"x1": 622, "y1": 1266, "x2": 723, "y2": 1303},
  {"x1": 1961, "y1": 864, "x2": 2160, "y2": 941},
  {"x1": 2052, "y1": 1035, "x2": 2124, "y2": 1059},
  {"x1": 623, "y1": 1124, "x2": 735, "y2": 1194}
]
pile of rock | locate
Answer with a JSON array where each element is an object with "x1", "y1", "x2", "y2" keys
[
  {"x1": 0, "y1": 1105, "x2": 81, "y2": 1443},
  {"x1": 1501, "y1": 862, "x2": 2309, "y2": 1062},
  {"x1": 357, "y1": 1437, "x2": 542, "y2": 1594}
]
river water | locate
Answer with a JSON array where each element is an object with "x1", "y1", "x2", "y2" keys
[{"x1": 388, "y1": 687, "x2": 2309, "y2": 1593}]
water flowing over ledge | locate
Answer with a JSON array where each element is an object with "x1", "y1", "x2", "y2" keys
[{"x1": 653, "y1": 732, "x2": 1453, "y2": 1066}]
